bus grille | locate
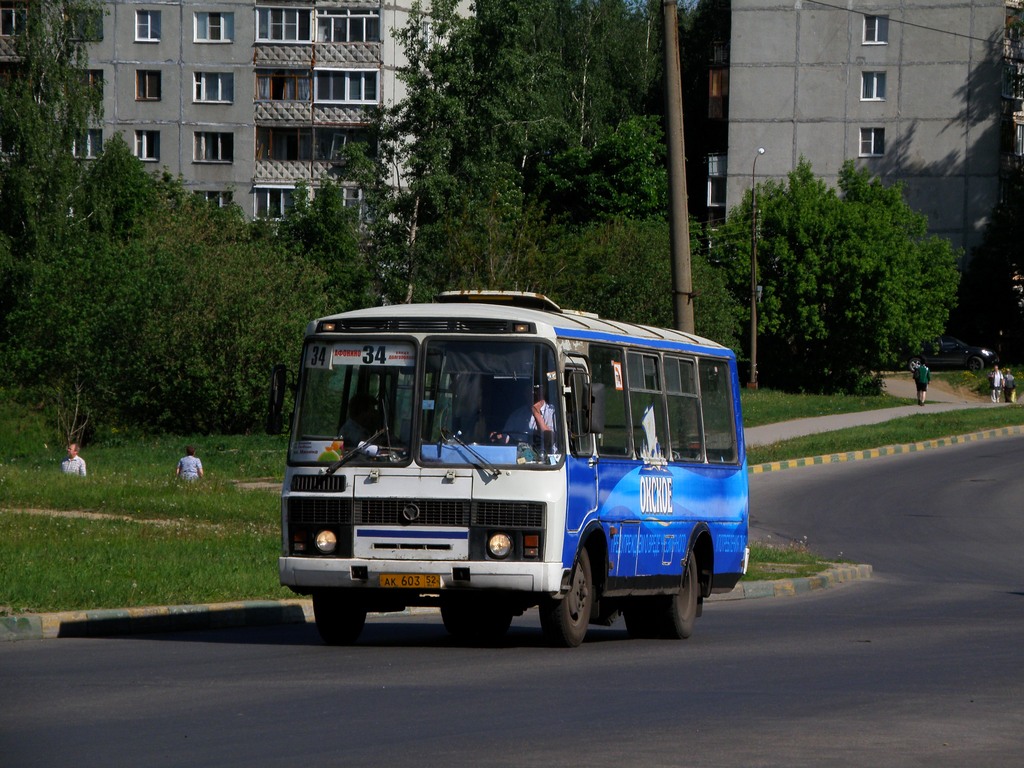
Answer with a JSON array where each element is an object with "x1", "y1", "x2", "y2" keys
[
  {"x1": 473, "y1": 501, "x2": 545, "y2": 528},
  {"x1": 357, "y1": 499, "x2": 470, "y2": 526},
  {"x1": 291, "y1": 474, "x2": 346, "y2": 493},
  {"x1": 288, "y1": 497, "x2": 353, "y2": 525},
  {"x1": 288, "y1": 498, "x2": 545, "y2": 528}
]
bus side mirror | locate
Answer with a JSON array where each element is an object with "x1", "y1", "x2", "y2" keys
[{"x1": 267, "y1": 364, "x2": 287, "y2": 435}]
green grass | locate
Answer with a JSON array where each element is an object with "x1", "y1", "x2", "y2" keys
[
  {"x1": 745, "y1": 540, "x2": 832, "y2": 582},
  {"x1": 740, "y1": 388, "x2": 913, "y2": 427},
  {"x1": 747, "y1": 405, "x2": 1024, "y2": 465}
]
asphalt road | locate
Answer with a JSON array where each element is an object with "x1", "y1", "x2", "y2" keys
[{"x1": 3, "y1": 437, "x2": 1023, "y2": 767}]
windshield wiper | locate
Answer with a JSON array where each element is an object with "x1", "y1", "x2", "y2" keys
[
  {"x1": 324, "y1": 427, "x2": 388, "y2": 476},
  {"x1": 440, "y1": 428, "x2": 501, "y2": 479}
]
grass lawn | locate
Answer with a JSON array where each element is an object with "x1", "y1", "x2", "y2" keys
[{"x1": 4, "y1": 382, "x2": 1023, "y2": 615}]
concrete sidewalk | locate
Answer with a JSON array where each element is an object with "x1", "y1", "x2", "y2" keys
[{"x1": 745, "y1": 376, "x2": 1000, "y2": 448}]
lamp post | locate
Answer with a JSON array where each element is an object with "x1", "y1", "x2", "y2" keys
[{"x1": 748, "y1": 147, "x2": 765, "y2": 389}]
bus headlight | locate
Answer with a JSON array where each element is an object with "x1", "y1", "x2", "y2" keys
[
  {"x1": 487, "y1": 532, "x2": 513, "y2": 559},
  {"x1": 315, "y1": 530, "x2": 338, "y2": 554}
]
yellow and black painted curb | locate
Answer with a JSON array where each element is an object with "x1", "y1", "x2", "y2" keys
[
  {"x1": 3, "y1": 564, "x2": 874, "y2": 642},
  {"x1": 749, "y1": 425, "x2": 1024, "y2": 474},
  {"x1": 708, "y1": 563, "x2": 872, "y2": 602}
]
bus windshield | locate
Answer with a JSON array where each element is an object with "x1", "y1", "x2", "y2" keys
[
  {"x1": 420, "y1": 339, "x2": 561, "y2": 467},
  {"x1": 290, "y1": 340, "x2": 416, "y2": 464}
]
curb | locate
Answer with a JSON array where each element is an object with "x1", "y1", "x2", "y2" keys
[
  {"x1": 749, "y1": 425, "x2": 1024, "y2": 474},
  {"x1": 707, "y1": 563, "x2": 873, "y2": 602},
  {"x1": 2, "y1": 565, "x2": 872, "y2": 642},
  {"x1": 0, "y1": 599, "x2": 313, "y2": 642}
]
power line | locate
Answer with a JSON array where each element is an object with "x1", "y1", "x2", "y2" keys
[{"x1": 801, "y1": 0, "x2": 1007, "y2": 48}]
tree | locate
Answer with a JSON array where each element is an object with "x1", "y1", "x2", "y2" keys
[
  {"x1": 714, "y1": 160, "x2": 960, "y2": 393},
  {"x1": 951, "y1": 168, "x2": 1024, "y2": 360},
  {"x1": 0, "y1": 0, "x2": 104, "y2": 371}
]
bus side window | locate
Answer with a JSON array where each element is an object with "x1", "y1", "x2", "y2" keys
[
  {"x1": 627, "y1": 351, "x2": 669, "y2": 461},
  {"x1": 590, "y1": 345, "x2": 630, "y2": 457},
  {"x1": 699, "y1": 360, "x2": 738, "y2": 463},
  {"x1": 665, "y1": 356, "x2": 703, "y2": 462}
]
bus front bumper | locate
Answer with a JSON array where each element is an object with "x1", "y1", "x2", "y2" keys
[{"x1": 279, "y1": 556, "x2": 568, "y2": 595}]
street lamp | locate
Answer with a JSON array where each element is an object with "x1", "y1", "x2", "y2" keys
[{"x1": 749, "y1": 147, "x2": 766, "y2": 389}]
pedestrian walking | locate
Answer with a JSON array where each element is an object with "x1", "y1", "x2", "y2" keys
[
  {"x1": 988, "y1": 365, "x2": 1004, "y2": 403},
  {"x1": 1004, "y1": 368, "x2": 1016, "y2": 403},
  {"x1": 913, "y1": 360, "x2": 930, "y2": 405}
]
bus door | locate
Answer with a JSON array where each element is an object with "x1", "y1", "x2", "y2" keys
[{"x1": 563, "y1": 358, "x2": 598, "y2": 560}]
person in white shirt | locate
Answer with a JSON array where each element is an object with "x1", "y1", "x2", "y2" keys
[
  {"x1": 61, "y1": 443, "x2": 87, "y2": 476},
  {"x1": 491, "y1": 385, "x2": 557, "y2": 452}
]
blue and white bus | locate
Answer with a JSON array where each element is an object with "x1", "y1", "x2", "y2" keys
[{"x1": 269, "y1": 291, "x2": 749, "y2": 646}]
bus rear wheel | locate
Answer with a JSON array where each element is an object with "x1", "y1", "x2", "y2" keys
[
  {"x1": 623, "y1": 554, "x2": 698, "y2": 640},
  {"x1": 312, "y1": 590, "x2": 367, "y2": 645},
  {"x1": 540, "y1": 548, "x2": 592, "y2": 647}
]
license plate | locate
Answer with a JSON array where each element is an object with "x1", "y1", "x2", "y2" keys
[{"x1": 379, "y1": 573, "x2": 441, "y2": 589}]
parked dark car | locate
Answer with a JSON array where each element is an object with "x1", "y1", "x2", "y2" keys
[{"x1": 908, "y1": 336, "x2": 999, "y2": 372}]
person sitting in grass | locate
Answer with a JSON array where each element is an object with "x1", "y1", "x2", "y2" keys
[{"x1": 175, "y1": 445, "x2": 204, "y2": 481}]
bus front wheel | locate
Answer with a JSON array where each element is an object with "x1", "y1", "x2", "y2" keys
[
  {"x1": 312, "y1": 590, "x2": 367, "y2": 645},
  {"x1": 540, "y1": 548, "x2": 593, "y2": 647}
]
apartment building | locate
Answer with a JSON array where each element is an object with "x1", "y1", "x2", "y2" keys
[
  {"x1": 53, "y1": 0, "x2": 413, "y2": 218},
  {"x1": 720, "y1": 0, "x2": 1012, "y2": 258}
]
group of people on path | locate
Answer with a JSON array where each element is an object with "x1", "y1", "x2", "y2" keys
[
  {"x1": 987, "y1": 365, "x2": 1016, "y2": 403},
  {"x1": 60, "y1": 443, "x2": 204, "y2": 480},
  {"x1": 913, "y1": 360, "x2": 1016, "y2": 406}
]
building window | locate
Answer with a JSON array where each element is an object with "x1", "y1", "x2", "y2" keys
[
  {"x1": 708, "y1": 67, "x2": 728, "y2": 119},
  {"x1": 194, "y1": 131, "x2": 234, "y2": 163},
  {"x1": 707, "y1": 153, "x2": 727, "y2": 210},
  {"x1": 136, "y1": 10, "x2": 161, "y2": 42},
  {"x1": 73, "y1": 129, "x2": 103, "y2": 159},
  {"x1": 256, "y1": 69, "x2": 311, "y2": 101},
  {"x1": 313, "y1": 128, "x2": 366, "y2": 162},
  {"x1": 861, "y1": 72, "x2": 886, "y2": 101},
  {"x1": 859, "y1": 127, "x2": 885, "y2": 157},
  {"x1": 195, "y1": 11, "x2": 234, "y2": 42},
  {"x1": 256, "y1": 7, "x2": 313, "y2": 43},
  {"x1": 70, "y1": 8, "x2": 103, "y2": 41},
  {"x1": 135, "y1": 130, "x2": 160, "y2": 162},
  {"x1": 84, "y1": 69, "x2": 104, "y2": 94},
  {"x1": 254, "y1": 187, "x2": 295, "y2": 219},
  {"x1": 317, "y1": 8, "x2": 381, "y2": 42},
  {"x1": 1003, "y1": 64, "x2": 1024, "y2": 100},
  {"x1": 863, "y1": 15, "x2": 888, "y2": 45},
  {"x1": 194, "y1": 72, "x2": 234, "y2": 103},
  {"x1": 1016, "y1": 123, "x2": 1024, "y2": 156},
  {"x1": 1, "y1": 1, "x2": 26, "y2": 37},
  {"x1": 198, "y1": 190, "x2": 234, "y2": 207},
  {"x1": 136, "y1": 70, "x2": 162, "y2": 101},
  {"x1": 256, "y1": 127, "x2": 313, "y2": 161},
  {"x1": 313, "y1": 69, "x2": 379, "y2": 104}
]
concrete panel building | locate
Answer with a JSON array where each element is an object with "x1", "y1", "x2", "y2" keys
[
  {"x1": 60, "y1": 0, "x2": 416, "y2": 218},
  {"x1": 724, "y1": 0, "x2": 1011, "y2": 259}
]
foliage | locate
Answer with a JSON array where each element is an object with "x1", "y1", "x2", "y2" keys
[
  {"x1": 952, "y1": 168, "x2": 1024, "y2": 360},
  {"x1": 3, "y1": 139, "x2": 331, "y2": 435},
  {"x1": 714, "y1": 160, "x2": 960, "y2": 393},
  {"x1": 0, "y1": 0, "x2": 103, "y2": 357}
]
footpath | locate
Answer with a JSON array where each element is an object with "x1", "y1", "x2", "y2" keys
[{"x1": 3, "y1": 376, "x2": 1016, "y2": 642}]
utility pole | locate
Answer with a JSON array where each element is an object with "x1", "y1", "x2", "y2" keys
[
  {"x1": 663, "y1": 0, "x2": 694, "y2": 334},
  {"x1": 749, "y1": 147, "x2": 765, "y2": 388}
]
